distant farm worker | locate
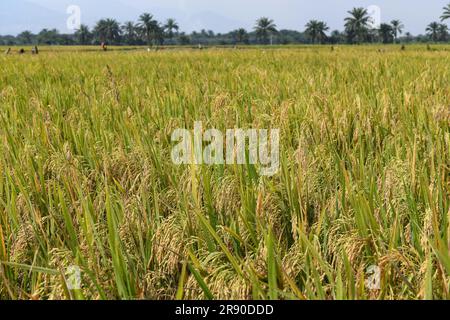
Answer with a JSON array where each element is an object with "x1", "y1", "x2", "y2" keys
[
  {"x1": 19, "y1": 48, "x2": 25, "y2": 54},
  {"x1": 31, "y1": 46, "x2": 39, "y2": 54},
  {"x1": 101, "y1": 42, "x2": 108, "y2": 51},
  {"x1": 4, "y1": 48, "x2": 11, "y2": 55}
]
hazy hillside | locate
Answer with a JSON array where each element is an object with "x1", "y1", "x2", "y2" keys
[
  {"x1": 0, "y1": 0, "x2": 244, "y2": 35},
  {"x1": 0, "y1": 0, "x2": 64, "y2": 34}
]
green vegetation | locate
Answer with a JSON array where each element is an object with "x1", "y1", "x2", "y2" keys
[
  {"x1": 2, "y1": 3, "x2": 450, "y2": 46},
  {"x1": 0, "y1": 45, "x2": 449, "y2": 300}
]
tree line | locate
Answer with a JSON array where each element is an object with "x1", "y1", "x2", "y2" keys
[{"x1": 1, "y1": 5, "x2": 449, "y2": 46}]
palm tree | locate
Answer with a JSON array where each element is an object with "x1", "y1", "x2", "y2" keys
[
  {"x1": 438, "y1": 23, "x2": 449, "y2": 41},
  {"x1": 344, "y1": 7, "x2": 371, "y2": 44},
  {"x1": 94, "y1": 19, "x2": 121, "y2": 44},
  {"x1": 254, "y1": 17, "x2": 277, "y2": 44},
  {"x1": 236, "y1": 28, "x2": 249, "y2": 44},
  {"x1": 138, "y1": 13, "x2": 162, "y2": 46},
  {"x1": 441, "y1": 3, "x2": 450, "y2": 21},
  {"x1": 390, "y1": 20, "x2": 404, "y2": 43},
  {"x1": 164, "y1": 18, "x2": 179, "y2": 40},
  {"x1": 75, "y1": 24, "x2": 91, "y2": 45},
  {"x1": 378, "y1": 23, "x2": 394, "y2": 44},
  {"x1": 305, "y1": 20, "x2": 329, "y2": 44},
  {"x1": 122, "y1": 22, "x2": 137, "y2": 45},
  {"x1": 426, "y1": 22, "x2": 440, "y2": 42}
]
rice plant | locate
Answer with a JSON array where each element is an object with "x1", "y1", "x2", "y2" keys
[{"x1": 0, "y1": 45, "x2": 449, "y2": 300}]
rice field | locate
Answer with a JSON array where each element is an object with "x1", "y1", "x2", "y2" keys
[{"x1": 0, "y1": 45, "x2": 449, "y2": 300}]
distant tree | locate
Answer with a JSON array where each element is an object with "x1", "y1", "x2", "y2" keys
[
  {"x1": 366, "y1": 28, "x2": 379, "y2": 43},
  {"x1": 344, "y1": 7, "x2": 371, "y2": 44},
  {"x1": 138, "y1": 13, "x2": 162, "y2": 46},
  {"x1": 403, "y1": 32, "x2": 414, "y2": 43},
  {"x1": 178, "y1": 32, "x2": 191, "y2": 45},
  {"x1": 75, "y1": 24, "x2": 91, "y2": 45},
  {"x1": 94, "y1": 20, "x2": 106, "y2": 43},
  {"x1": 426, "y1": 22, "x2": 441, "y2": 42},
  {"x1": 441, "y1": 3, "x2": 450, "y2": 21},
  {"x1": 122, "y1": 21, "x2": 138, "y2": 45},
  {"x1": 329, "y1": 30, "x2": 345, "y2": 44},
  {"x1": 37, "y1": 28, "x2": 60, "y2": 45},
  {"x1": 276, "y1": 29, "x2": 308, "y2": 44},
  {"x1": 18, "y1": 31, "x2": 34, "y2": 44},
  {"x1": 1, "y1": 35, "x2": 17, "y2": 46},
  {"x1": 254, "y1": 17, "x2": 277, "y2": 44},
  {"x1": 438, "y1": 23, "x2": 449, "y2": 41},
  {"x1": 304, "y1": 20, "x2": 329, "y2": 44},
  {"x1": 390, "y1": 20, "x2": 404, "y2": 43},
  {"x1": 231, "y1": 28, "x2": 249, "y2": 44},
  {"x1": 378, "y1": 23, "x2": 394, "y2": 43},
  {"x1": 58, "y1": 34, "x2": 76, "y2": 45},
  {"x1": 164, "y1": 18, "x2": 179, "y2": 40},
  {"x1": 200, "y1": 29, "x2": 209, "y2": 38},
  {"x1": 94, "y1": 19, "x2": 121, "y2": 44}
]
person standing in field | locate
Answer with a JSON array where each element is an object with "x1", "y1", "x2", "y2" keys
[
  {"x1": 101, "y1": 42, "x2": 108, "y2": 51},
  {"x1": 32, "y1": 46, "x2": 39, "y2": 54}
]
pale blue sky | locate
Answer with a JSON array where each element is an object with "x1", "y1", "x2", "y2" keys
[{"x1": 0, "y1": 0, "x2": 448, "y2": 35}]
